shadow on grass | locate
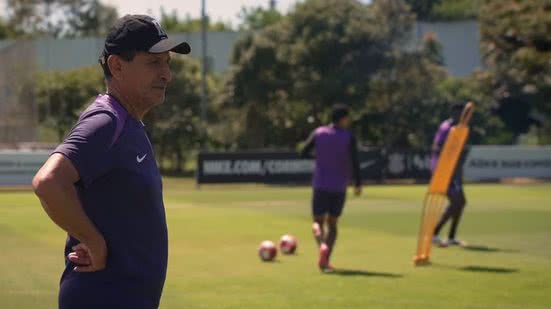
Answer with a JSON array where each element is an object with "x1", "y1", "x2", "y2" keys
[
  {"x1": 433, "y1": 263, "x2": 519, "y2": 274},
  {"x1": 327, "y1": 269, "x2": 403, "y2": 278},
  {"x1": 460, "y1": 266, "x2": 519, "y2": 274},
  {"x1": 462, "y1": 245, "x2": 520, "y2": 253}
]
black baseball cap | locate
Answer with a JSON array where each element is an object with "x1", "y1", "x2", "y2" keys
[
  {"x1": 100, "y1": 14, "x2": 190, "y2": 64},
  {"x1": 331, "y1": 104, "x2": 350, "y2": 123}
]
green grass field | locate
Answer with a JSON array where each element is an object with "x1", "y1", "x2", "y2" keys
[{"x1": 1, "y1": 179, "x2": 550, "y2": 308}]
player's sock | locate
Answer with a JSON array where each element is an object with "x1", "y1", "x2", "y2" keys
[
  {"x1": 312, "y1": 222, "x2": 323, "y2": 247},
  {"x1": 434, "y1": 204, "x2": 453, "y2": 236},
  {"x1": 326, "y1": 224, "x2": 337, "y2": 261},
  {"x1": 448, "y1": 202, "x2": 465, "y2": 241}
]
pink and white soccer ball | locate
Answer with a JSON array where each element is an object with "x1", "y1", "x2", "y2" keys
[
  {"x1": 279, "y1": 234, "x2": 298, "y2": 254},
  {"x1": 258, "y1": 240, "x2": 277, "y2": 261}
]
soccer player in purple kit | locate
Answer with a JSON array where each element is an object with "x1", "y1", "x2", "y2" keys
[
  {"x1": 431, "y1": 102, "x2": 469, "y2": 248},
  {"x1": 32, "y1": 15, "x2": 190, "y2": 308},
  {"x1": 300, "y1": 104, "x2": 362, "y2": 272}
]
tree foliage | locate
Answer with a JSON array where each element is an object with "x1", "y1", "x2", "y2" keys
[
  {"x1": 437, "y1": 71, "x2": 515, "y2": 145},
  {"x1": 144, "y1": 56, "x2": 216, "y2": 172},
  {"x1": 362, "y1": 50, "x2": 447, "y2": 148},
  {"x1": 0, "y1": 17, "x2": 15, "y2": 39},
  {"x1": 160, "y1": 8, "x2": 233, "y2": 33},
  {"x1": 480, "y1": 0, "x2": 551, "y2": 142},
  {"x1": 64, "y1": 0, "x2": 119, "y2": 38},
  {"x1": 5, "y1": 0, "x2": 118, "y2": 38},
  {"x1": 404, "y1": 0, "x2": 442, "y2": 20},
  {"x1": 430, "y1": 0, "x2": 479, "y2": 20},
  {"x1": 219, "y1": 0, "x2": 419, "y2": 149},
  {"x1": 237, "y1": 6, "x2": 283, "y2": 31},
  {"x1": 35, "y1": 66, "x2": 104, "y2": 141}
]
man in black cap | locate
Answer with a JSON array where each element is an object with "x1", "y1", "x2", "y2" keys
[{"x1": 32, "y1": 15, "x2": 190, "y2": 308}]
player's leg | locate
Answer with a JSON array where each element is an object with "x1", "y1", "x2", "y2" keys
[
  {"x1": 448, "y1": 190, "x2": 467, "y2": 246},
  {"x1": 312, "y1": 216, "x2": 325, "y2": 247},
  {"x1": 433, "y1": 177, "x2": 463, "y2": 246},
  {"x1": 326, "y1": 215, "x2": 339, "y2": 261},
  {"x1": 320, "y1": 191, "x2": 346, "y2": 271},
  {"x1": 312, "y1": 189, "x2": 328, "y2": 247},
  {"x1": 433, "y1": 201, "x2": 453, "y2": 246}
]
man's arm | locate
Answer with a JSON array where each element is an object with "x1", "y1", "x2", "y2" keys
[
  {"x1": 349, "y1": 135, "x2": 362, "y2": 196},
  {"x1": 432, "y1": 121, "x2": 450, "y2": 155},
  {"x1": 299, "y1": 131, "x2": 316, "y2": 158},
  {"x1": 33, "y1": 154, "x2": 106, "y2": 272}
]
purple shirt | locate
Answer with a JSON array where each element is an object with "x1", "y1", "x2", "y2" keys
[
  {"x1": 310, "y1": 126, "x2": 355, "y2": 192},
  {"x1": 53, "y1": 95, "x2": 167, "y2": 308},
  {"x1": 431, "y1": 119, "x2": 453, "y2": 171}
]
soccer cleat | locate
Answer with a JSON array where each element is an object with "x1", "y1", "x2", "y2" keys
[
  {"x1": 321, "y1": 264, "x2": 336, "y2": 273},
  {"x1": 318, "y1": 243, "x2": 329, "y2": 270},
  {"x1": 447, "y1": 239, "x2": 467, "y2": 247},
  {"x1": 432, "y1": 236, "x2": 448, "y2": 248}
]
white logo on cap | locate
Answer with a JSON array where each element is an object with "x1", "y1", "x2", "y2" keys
[{"x1": 151, "y1": 18, "x2": 167, "y2": 37}]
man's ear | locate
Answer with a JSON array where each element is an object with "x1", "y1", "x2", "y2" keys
[{"x1": 107, "y1": 55, "x2": 124, "y2": 80}]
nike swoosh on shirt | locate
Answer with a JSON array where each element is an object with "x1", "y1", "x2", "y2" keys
[{"x1": 136, "y1": 154, "x2": 147, "y2": 163}]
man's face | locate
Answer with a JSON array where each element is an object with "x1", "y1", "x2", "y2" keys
[
  {"x1": 117, "y1": 51, "x2": 172, "y2": 106},
  {"x1": 451, "y1": 108, "x2": 462, "y2": 124},
  {"x1": 339, "y1": 116, "x2": 350, "y2": 128}
]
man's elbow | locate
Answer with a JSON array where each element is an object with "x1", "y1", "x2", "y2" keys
[{"x1": 32, "y1": 172, "x2": 57, "y2": 198}]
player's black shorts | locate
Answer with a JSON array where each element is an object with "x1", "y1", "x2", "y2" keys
[{"x1": 312, "y1": 189, "x2": 346, "y2": 217}]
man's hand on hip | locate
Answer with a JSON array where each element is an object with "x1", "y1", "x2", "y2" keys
[{"x1": 68, "y1": 236, "x2": 107, "y2": 272}]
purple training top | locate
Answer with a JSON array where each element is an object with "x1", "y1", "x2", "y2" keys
[
  {"x1": 53, "y1": 94, "x2": 167, "y2": 308},
  {"x1": 301, "y1": 125, "x2": 360, "y2": 193},
  {"x1": 431, "y1": 119, "x2": 453, "y2": 171}
]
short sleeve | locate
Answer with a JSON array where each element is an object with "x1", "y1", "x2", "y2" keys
[
  {"x1": 433, "y1": 121, "x2": 451, "y2": 147},
  {"x1": 52, "y1": 112, "x2": 117, "y2": 187}
]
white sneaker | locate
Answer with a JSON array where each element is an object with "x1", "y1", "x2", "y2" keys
[
  {"x1": 448, "y1": 239, "x2": 467, "y2": 247},
  {"x1": 432, "y1": 236, "x2": 448, "y2": 247}
]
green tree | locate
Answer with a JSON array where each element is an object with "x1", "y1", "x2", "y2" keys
[
  {"x1": 145, "y1": 56, "x2": 217, "y2": 172},
  {"x1": 437, "y1": 71, "x2": 515, "y2": 145},
  {"x1": 404, "y1": 0, "x2": 441, "y2": 20},
  {"x1": 0, "y1": 17, "x2": 13, "y2": 39},
  {"x1": 209, "y1": 5, "x2": 285, "y2": 149},
  {"x1": 480, "y1": 0, "x2": 551, "y2": 143},
  {"x1": 5, "y1": 0, "x2": 60, "y2": 37},
  {"x1": 65, "y1": 0, "x2": 119, "y2": 37},
  {"x1": 217, "y1": 26, "x2": 292, "y2": 148},
  {"x1": 430, "y1": 0, "x2": 479, "y2": 20},
  {"x1": 237, "y1": 6, "x2": 283, "y2": 31},
  {"x1": 362, "y1": 50, "x2": 448, "y2": 148},
  {"x1": 5, "y1": 0, "x2": 119, "y2": 38},
  {"x1": 219, "y1": 0, "x2": 416, "y2": 149},
  {"x1": 35, "y1": 66, "x2": 104, "y2": 141},
  {"x1": 160, "y1": 8, "x2": 233, "y2": 33}
]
